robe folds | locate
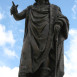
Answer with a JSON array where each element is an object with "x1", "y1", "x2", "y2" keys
[{"x1": 18, "y1": 4, "x2": 69, "y2": 77}]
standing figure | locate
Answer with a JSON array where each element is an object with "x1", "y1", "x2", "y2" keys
[{"x1": 10, "y1": 0, "x2": 69, "y2": 77}]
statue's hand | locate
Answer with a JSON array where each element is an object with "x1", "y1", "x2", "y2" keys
[
  {"x1": 54, "y1": 24, "x2": 61, "y2": 41},
  {"x1": 54, "y1": 24, "x2": 61, "y2": 33},
  {"x1": 10, "y1": 1, "x2": 18, "y2": 15}
]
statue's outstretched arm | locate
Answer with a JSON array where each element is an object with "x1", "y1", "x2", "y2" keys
[{"x1": 10, "y1": 1, "x2": 27, "y2": 20}]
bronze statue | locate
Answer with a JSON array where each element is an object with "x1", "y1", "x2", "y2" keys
[{"x1": 10, "y1": 0, "x2": 69, "y2": 77}]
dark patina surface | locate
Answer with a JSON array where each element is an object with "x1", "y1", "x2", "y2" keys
[{"x1": 10, "y1": 0, "x2": 69, "y2": 77}]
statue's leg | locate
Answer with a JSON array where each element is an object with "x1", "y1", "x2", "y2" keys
[
  {"x1": 39, "y1": 68, "x2": 51, "y2": 77},
  {"x1": 38, "y1": 54, "x2": 55, "y2": 77},
  {"x1": 32, "y1": 67, "x2": 51, "y2": 77},
  {"x1": 32, "y1": 57, "x2": 52, "y2": 77},
  {"x1": 18, "y1": 72, "x2": 32, "y2": 77}
]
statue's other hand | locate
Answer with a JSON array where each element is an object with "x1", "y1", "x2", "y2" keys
[
  {"x1": 10, "y1": 1, "x2": 18, "y2": 15},
  {"x1": 54, "y1": 24, "x2": 61, "y2": 41},
  {"x1": 54, "y1": 24, "x2": 61, "y2": 34}
]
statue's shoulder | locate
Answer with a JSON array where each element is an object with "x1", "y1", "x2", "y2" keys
[
  {"x1": 22, "y1": 5, "x2": 33, "y2": 13},
  {"x1": 50, "y1": 4, "x2": 60, "y2": 9},
  {"x1": 25, "y1": 5, "x2": 33, "y2": 11}
]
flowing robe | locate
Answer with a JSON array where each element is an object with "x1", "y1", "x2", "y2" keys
[{"x1": 13, "y1": 4, "x2": 69, "y2": 77}]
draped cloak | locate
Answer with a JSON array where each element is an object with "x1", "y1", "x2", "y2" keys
[{"x1": 18, "y1": 4, "x2": 69, "y2": 77}]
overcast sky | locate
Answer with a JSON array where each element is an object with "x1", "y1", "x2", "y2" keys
[{"x1": 0, "y1": 0, "x2": 77, "y2": 77}]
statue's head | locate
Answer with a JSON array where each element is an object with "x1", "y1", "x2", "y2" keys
[{"x1": 35, "y1": 0, "x2": 49, "y2": 4}]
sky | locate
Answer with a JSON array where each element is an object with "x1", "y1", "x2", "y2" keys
[{"x1": 0, "y1": 0, "x2": 77, "y2": 77}]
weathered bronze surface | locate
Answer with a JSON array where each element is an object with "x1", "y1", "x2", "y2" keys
[{"x1": 10, "y1": 0, "x2": 69, "y2": 77}]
